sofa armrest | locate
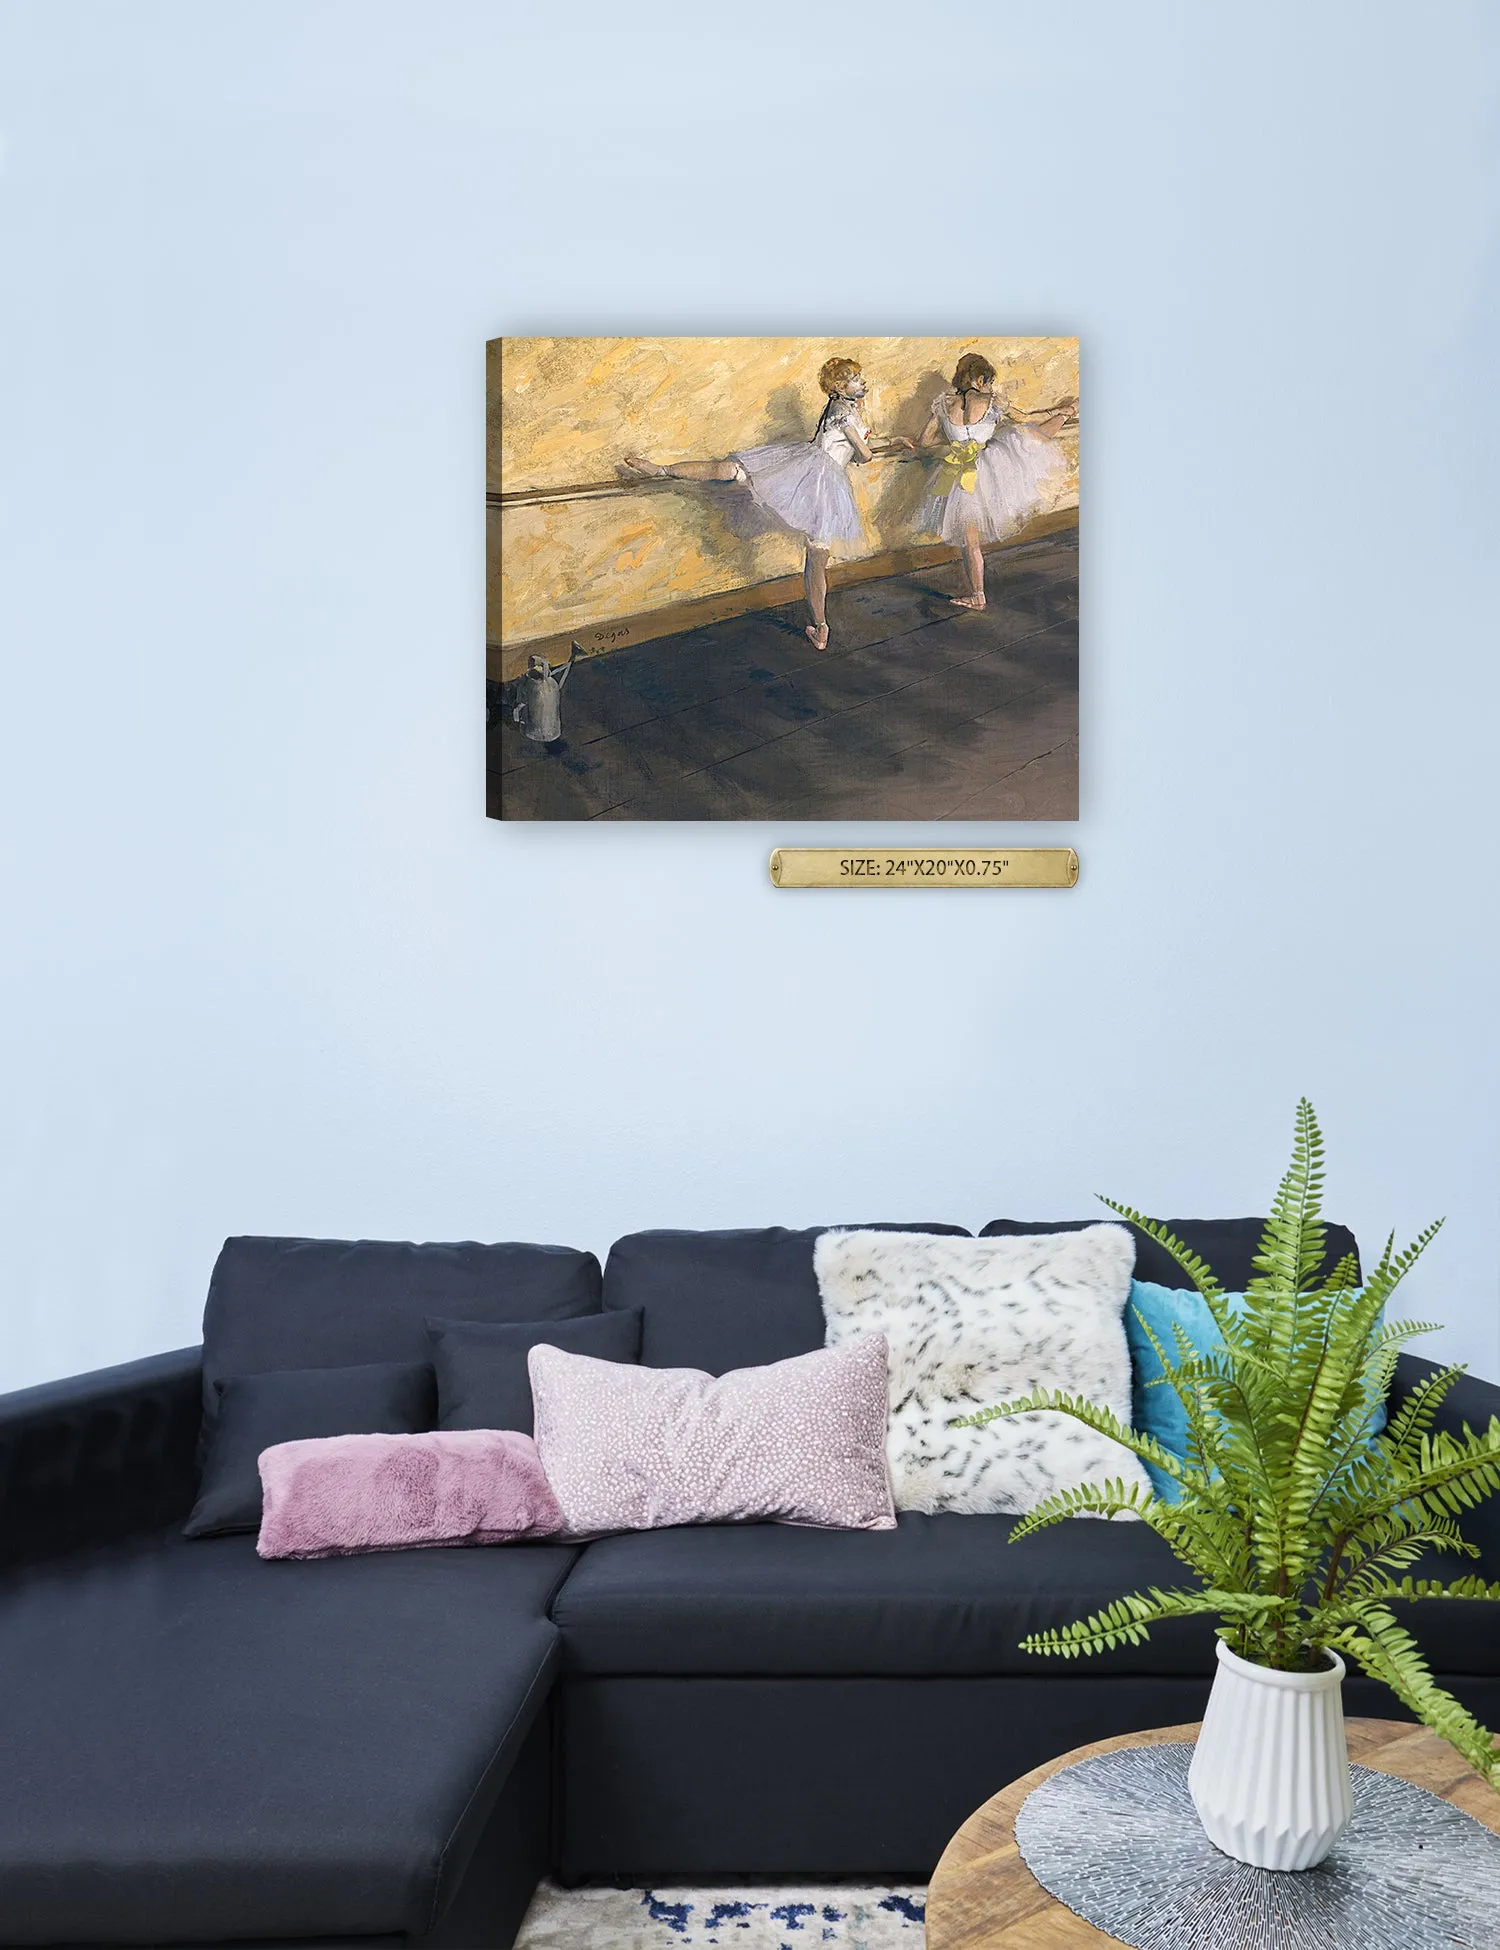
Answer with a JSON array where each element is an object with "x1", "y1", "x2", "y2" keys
[
  {"x1": 1389, "y1": 1352, "x2": 1500, "y2": 1574},
  {"x1": 0, "y1": 1346, "x2": 203, "y2": 1570}
]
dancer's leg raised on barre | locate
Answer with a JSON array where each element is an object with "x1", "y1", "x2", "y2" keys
[{"x1": 622, "y1": 453, "x2": 744, "y2": 483}]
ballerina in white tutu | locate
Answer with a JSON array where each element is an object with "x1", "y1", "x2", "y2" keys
[
  {"x1": 624, "y1": 356, "x2": 909, "y2": 650},
  {"x1": 916, "y1": 353, "x2": 1075, "y2": 610}
]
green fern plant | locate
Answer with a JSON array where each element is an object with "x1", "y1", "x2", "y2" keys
[{"x1": 952, "y1": 1099, "x2": 1500, "y2": 1787}]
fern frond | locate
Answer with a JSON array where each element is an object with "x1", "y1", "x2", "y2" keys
[
  {"x1": 1352, "y1": 1222, "x2": 1445, "y2": 1328},
  {"x1": 952, "y1": 1389, "x2": 1243, "y2": 1519},
  {"x1": 953, "y1": 1389, "x2": 1172, "y2": 1469},
  {"x1": 1021, "y1": 1586, "x2": 1282, "y2": 1660},
  {"x1": 1134, "y1": 1313, "x2": 1235, "y2": 1482},
  {"x1": 1383, "y1": 1364, "x2": 1468, "y2": 1458},
  {"x1": 1367, "y1": 1318, "x2": 1445, "y2": 1356},
  {"x1": 1310, "y1": 1525, "x2": 1480, "y2": 1620},
  {"x1": 1396, "y1": 1424, "x2": 1500, "y2": 1509},
  {"x1": 1006, "y1": 1474, "x2": 1160, "y2": 1533},
  {"x1": 1331, "y1": 1610, "x2": 1500, "y2": 1787},
  {"x1": 1316, "y1": 1250, "x2": 1360, "y2": 1299},
  {"x1": 1331, "y1": 1506, "x2": 1474, "y2": 1575},
  {"x1": 1094, "y1": 1198, "x2": 1228, "y2": 1313},
  {"x1": 1009, "y1": 1475, "x2": 1251, "y2": 1592},
  {"x1": 1247, "y1": 1097, "x2": 1327, "y2": 1339},
  {"x1": 1321, "y1": 1573, "x2": 1500, "y2": 1630},
  {"x1": 1379, "y1": 1575, "x2": 1500, "y2": 1603}
]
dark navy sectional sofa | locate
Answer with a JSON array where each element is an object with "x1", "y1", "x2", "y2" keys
[{"x1": 1, "y1": 1221, "x2": 1496, "y2": 1948}]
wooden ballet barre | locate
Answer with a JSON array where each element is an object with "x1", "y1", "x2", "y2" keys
[
  {"x1": 492, "y1": 411, "x2": 1077, "y2": 511},
  {"x1": 490, "y1": 477, "x2": 685, "y2": 510},
  {"x1": 490, "y1": 456, "x2": 927, "y2": 512}
]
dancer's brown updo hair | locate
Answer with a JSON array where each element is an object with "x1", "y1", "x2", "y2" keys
[{"x1": 952, "y1": 352, "x2": 997, "y2": 392}]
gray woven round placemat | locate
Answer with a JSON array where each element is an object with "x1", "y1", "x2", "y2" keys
[{"x1": 1013, "y1": 1742, "x2": 1500, "y2": 1949}]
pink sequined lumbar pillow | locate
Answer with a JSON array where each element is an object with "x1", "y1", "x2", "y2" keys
[
  {"x1": 528, "y1": 1335, "x2": 896, "y2": 1534},
  {"x1": 257, "y1": 1428, "x2": 563, "y2": 1560}
]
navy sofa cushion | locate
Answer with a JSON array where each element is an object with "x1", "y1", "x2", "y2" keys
[
  {"x1": 430, "y1": 1310, "x2": 643, "y2": 1435},
  {"x1": 0, "y1": 1529, "x2": 576, "y2": 1945},
  {"x1": 979, "y1": 1216, "x2": 1362, "y2": 1292},
  {"x1": 551, "y1": 1512, "x2": 1218, "y2": 1678},
  {"x1": 183, "y1": 1359, "x2": 436, "y2": 1538},
  {"x1": 602, "y1": 1224, "x2": 969, "y2": 1374},
  {"x1": 201, "y1": 1237, "x2": 602, "y2": 1433}
]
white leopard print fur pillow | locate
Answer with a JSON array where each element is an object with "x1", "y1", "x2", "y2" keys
[{"x1": 814, "y1": 1226, "x2": 1150, "y2": 1515}]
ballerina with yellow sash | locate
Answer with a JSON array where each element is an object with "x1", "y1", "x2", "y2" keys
[{"x1": 915, "y1": 353, "x2": 1075, "y2": 610}]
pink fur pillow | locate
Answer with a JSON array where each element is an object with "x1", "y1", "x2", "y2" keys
[
  {"x1": 529, "y1": 1335, "x2": 896, "y2": 1534},
  {"x1": 256, "y1": 1429, "x2": 563, "y2": 1560}
]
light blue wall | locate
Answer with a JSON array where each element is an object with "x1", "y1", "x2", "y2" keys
[{"x1": 1, "y1": 1, "x2": 1496, "y2": 1390}]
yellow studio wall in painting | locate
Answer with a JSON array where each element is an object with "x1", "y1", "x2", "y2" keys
[{"x1": 489, "y1": 336, "x2": 1078, "y2": 656}]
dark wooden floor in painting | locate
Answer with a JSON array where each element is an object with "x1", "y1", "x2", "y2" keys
[{"x1": 488, "y1": 524, "x2": 1078, "y2": 821}]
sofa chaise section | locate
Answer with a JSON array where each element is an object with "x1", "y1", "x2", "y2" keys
[
  {"x1": 0, "y1": 1234, "x2": 606, "y2": 1949},
  {"x1": 0, "y1": 1526, "x2": 573, "y2": 1947}
]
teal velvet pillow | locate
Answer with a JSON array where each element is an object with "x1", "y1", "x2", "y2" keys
[{"x1": 1126, "y1": 1280, "x2": 1387, "y2": 1501}]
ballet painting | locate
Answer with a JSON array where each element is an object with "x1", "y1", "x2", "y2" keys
[{"x1": 488, "y1": 336, "x2": 1079, "y2": 821}]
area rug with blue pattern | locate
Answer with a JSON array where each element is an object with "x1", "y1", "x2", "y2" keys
[{"x1": 514, "y1": 1880, "x2": 927, "y2": 1948}]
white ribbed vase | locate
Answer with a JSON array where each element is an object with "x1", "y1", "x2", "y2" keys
[{"x1": 1189, "y1": 1640, "x2": 1354, "y2": 1870}]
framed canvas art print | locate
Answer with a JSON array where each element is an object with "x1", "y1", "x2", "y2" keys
[{"x1": 487, "y1": 336, "x2": 1078, "y2": 821}]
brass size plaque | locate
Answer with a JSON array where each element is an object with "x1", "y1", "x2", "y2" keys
[{"x1": 769, "y1": 847, "x2": 1079, "y2": 889}]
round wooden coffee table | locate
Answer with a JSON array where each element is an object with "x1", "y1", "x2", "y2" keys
[{"x1": 926, "y1": 1716, "x2": 1500, "y2": 1947}]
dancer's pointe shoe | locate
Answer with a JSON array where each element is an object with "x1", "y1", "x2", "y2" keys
[
  {"x1": 806, "y1": 623, "x2": 830, "y2": 650},
  {"x1": 949, "y1": 593, "x2": 986, "y2": 610},
  {"x1": 621, "y1": 454, "x2": 670, "y2": 479}
]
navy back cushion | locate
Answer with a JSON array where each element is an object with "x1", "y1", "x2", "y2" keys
[
  {"x1": 428, "y1": 1309, "x2": 643, "y2": 1436},
  {"x1": 978, "y1": 1217, "x2": 1361, "y2": 1291},
  {"x1": 200, "y1": 1236, "x2": 602, "y2": 1431},
  {"x1": 603, "y1": 1223, "x2": 970, "y2": 1375}
]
